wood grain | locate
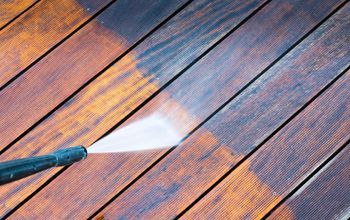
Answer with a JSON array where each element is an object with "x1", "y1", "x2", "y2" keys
[
  {"x1": 0, "y1": 0, "x2": 188, "y2": 152},
  {"x1": 0, "y1": 0, "x2": 113, "y2": 88},
  {"x1": 269, "y1": 146, "x2": 350, "y2": 220},
  {"x1": 0, "y1": 0, "x2": 37, "y2": 28},
  {"x1": 0, "y1": 0, "x2": 267, "y2": 217},
  {"x1": 7, "y1": 0, "x2": 347, "y2": 218},
  {"x1": 183, "y1": 72, "x2": 350, "y2": 218},
  {"x1": 95, "y1": 5, "x2": 350, "y2": 218}
]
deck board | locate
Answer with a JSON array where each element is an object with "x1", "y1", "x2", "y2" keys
[
  {"x1": 0, "y1": 0, "x2": 349, "y2": 218},
  {"x1": 269, "y1": 146, "x2": 350, "y2": 220}
]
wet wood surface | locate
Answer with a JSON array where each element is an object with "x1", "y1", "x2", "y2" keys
[{"x1": 0, "y1": 0, "x2": 349, "y2": 219}]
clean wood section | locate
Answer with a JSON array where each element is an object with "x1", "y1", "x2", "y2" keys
[
  {"x1": 0, "y1": 0, "x2": 267, "y2": 217},
  {"x1": 0, "y1": 0, "x2": 37, "y2": 28},
  {"x1": 0, "y1": 0, "x2": 188, "y2": 152},
  {"x1": 7, "y1": 0, "x2": 347, "y2": 218},
  {"x1": 269, "y1": 146, "x2": 350, "y2": 220},
  {"x1": 0, "y1": 0, "x2": 113, "y2": 88},
  {"x1": 183, "y1": 71, "x2": 350, "y2": 219},
  {"x1": 94, "y1": 6, "x2": 350, "y2": 218}
]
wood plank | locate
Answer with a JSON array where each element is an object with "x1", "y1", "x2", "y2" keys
[
  {"x1": 0, "y1": 0, "x2": 268, "y2": 217},
  {"x1": 7, "y1": 0, "x2": 348, "y2": 218},
  {"x1": 182, "y1": 74, "x2": 350, "y2": 217},
  {"x1": 0, "y1": 0, "x2": 188, "y2": 152},
  {"x1": 91, "y1": 5, "x2": 350, "y2": 218},
  {"x1": 0, "y1": 0, "x2": 113, "y2": 88},
  {"x1": 269, "y1": 146, "x2": 350, "y2": 220},
  {"x1": 0, "y1": 0, "x2": 37, "y2": 29}
]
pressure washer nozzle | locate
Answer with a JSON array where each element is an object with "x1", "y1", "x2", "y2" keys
[
  {"x1": 53, "y1": 146, "x2": 88, "y2": 166},
  {"x1": 0, "y1": 146, "x2": 87, "y2": 185}
]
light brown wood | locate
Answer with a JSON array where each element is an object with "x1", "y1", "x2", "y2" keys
[
  {"x1": 0, "y1": 0, "x2": 112, "y2": 87},
  {"x1": 0, "y1": 0, "x2": 37, "y2": 28}
]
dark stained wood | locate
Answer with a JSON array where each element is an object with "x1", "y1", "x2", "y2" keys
[
  {"x1": 0, "y1": 0, "x2": 268, "y2": 217},
  {"x1": 0, "y1": 0, "x2": 37, "y2": 28},
  {"x1": 7, "y1": 0, "x2": 347, "y2": 218},
  {"x1": 91, "y1": 6, "x2": 350, "y2": 218},
  {"x1": 182, "y1": 73, "x2": 350, "y2": 219},
  {"x1": 0, "y1": 0, "x2": 113, "y2": 87},
  {"x1": 269, "y1": 146, "x2": 350, "y2": 220},
  {"x1": 0, "y1": 0, "x2": 188, "y2": 152}
]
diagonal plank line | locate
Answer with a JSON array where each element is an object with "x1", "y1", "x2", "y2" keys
[
  {"x1": 0, "y1": 0, "x2": 119, "y2": 92},
  {"x1": 91, "y1": 1, "x2": 349, "y2": 218},
  {"x1": 0, "y1": 0, "x2": 42, "y2": 32},
  {"x1": 176, "y1": 63, "x2": 350, "y2": 218},
  {"x1": 262, "y1": 138, "x2": 350, "y2": 219},
  {"x1": 0, "y1": 0, "x2": 194, "y2": 155}
]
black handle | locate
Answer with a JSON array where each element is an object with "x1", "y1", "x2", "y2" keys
[
  {"x1": 0, "y1": 155, "x2": 57, "y2": 185},
  {"x1": 0, "y1": 146, "x2": 87, "y2": 185}
]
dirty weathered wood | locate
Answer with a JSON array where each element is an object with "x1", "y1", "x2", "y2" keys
[
  {"x1": 269, "y1": 146, "x2": 350, "y2": 220},
  {"x1": 183, "y1": 71, "x2": 350, "y2": 219}
]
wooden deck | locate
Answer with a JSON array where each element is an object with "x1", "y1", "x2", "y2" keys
[{"x1": 0, "y1": 0, "x2": 349, "y2": 219}]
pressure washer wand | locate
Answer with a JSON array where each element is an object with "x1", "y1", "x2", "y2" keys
[{"x1": 0, "y1": 146, "x2": 87, "y2": 185}]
